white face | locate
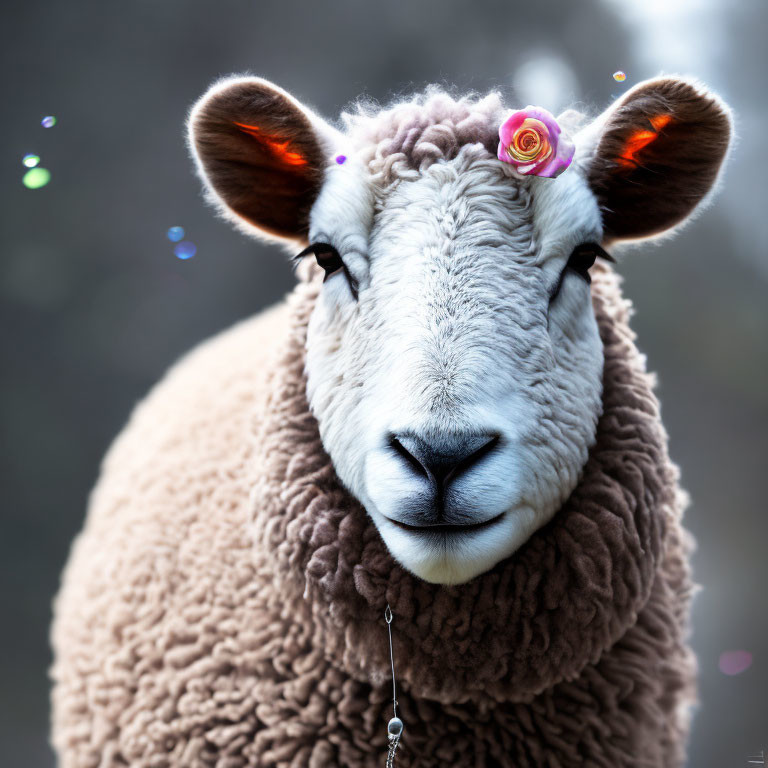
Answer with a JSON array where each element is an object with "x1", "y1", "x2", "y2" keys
[{"x1": 305, "y1": 143, "x2": 605, "y2": 585}]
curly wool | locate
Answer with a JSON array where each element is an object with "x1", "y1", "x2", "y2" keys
[
  {"x1": 51, "y1": 263, "x2": 697, "y2": 767},
  {"x1": 343, "y1": 89, "x2": 506, "y2": 185}
]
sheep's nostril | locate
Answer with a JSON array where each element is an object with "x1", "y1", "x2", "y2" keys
[
  {"x1": 389, "y1": 435, "x2": 431, "y2": 480},
  {"x1": 389, "y1": 431, "x2": 500, "y2": 488}
]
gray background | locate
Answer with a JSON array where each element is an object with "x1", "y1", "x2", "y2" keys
[{"x1": 1, "y1": 0, "x2": 766, "y2": 765}]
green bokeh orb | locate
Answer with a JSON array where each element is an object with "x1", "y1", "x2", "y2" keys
[{"x1": 22, "y1": 167, "x2": 52, "y2": 189}]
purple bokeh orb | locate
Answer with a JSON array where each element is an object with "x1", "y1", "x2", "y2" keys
[{"x1": 718, "y1": 650, "x2": 753, "y2": 676}]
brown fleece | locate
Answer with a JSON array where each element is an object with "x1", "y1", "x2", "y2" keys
[{"x1": 51, "y1": 262, "x2": 696, "y2": 767}]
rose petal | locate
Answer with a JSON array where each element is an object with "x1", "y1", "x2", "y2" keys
[
  {"x1": 501, "y1": 164, "x2": 531, "y2": 180},
  {"x1": 519, "y1": 106, "x2": 562, "y2": 140},
  {"x1": 515, "y1": 161, "x2": 539, "y2": 174},
  {"x1": 498, "y1": 110, "x2": 528, "y2": 146},
  {"x1": 535, "y1": 135, "x2": 575, "y2": 178},
  {"x1": 515, "y1": 144, "x2": 553, "y2": 175}
]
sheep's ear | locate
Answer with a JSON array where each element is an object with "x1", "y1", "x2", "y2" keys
[
  {"x1": 582, "y1": 76, "x2": 732, "y2": 242},
  {"x1": 188, "y1": 77, "x2": 340, "y2": 243}
]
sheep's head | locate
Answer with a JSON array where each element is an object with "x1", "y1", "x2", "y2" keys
[{"x1": 189, "y1": 75, "x2": 731, "y2": 585}]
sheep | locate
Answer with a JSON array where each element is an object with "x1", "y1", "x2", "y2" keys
[{"x1": 50, "y1": 74, "x2": 732, "y2": 767}]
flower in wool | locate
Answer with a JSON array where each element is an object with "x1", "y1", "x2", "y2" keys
[{"x1": 497, "y1": 106, "x2": 574, "y2": 179}]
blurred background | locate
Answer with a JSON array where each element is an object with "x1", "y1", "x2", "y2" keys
[{"x1": 1, "y1": 0, "x2": 765, "y2": 764}]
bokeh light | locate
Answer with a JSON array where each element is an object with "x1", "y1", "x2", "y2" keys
[
  {"x1": 22, "y1": 154, "x2": 40, "y2": 168},
  {"x1": 613, "y1": 70, "x2": 627, "y2": 82},
  {"x1": 174, "y1": 241, "x2": 197, "y2": 260},
  {"x1": 167, "y1": 226, "x2": 185, "y2": 242},
  {"x1": 41, "y1": 115, "x2": 57, "y2": 128},
  {"x1": 22, "y1": 168, "x2": 51, "y2": 189},
  {"x1": 512, "y1": 52, "x2": 578, "y2": 113},
  {"x1": 718, "y1": 650, "x2": 753, "y2": 676}
]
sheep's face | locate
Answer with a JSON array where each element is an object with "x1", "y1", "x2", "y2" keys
[
  {"x1": 190, "y1": 76, "x2": 732, "y2": 584},
  {"x1": 304, "y1": 145, "x2": 604, "y2": 584}
]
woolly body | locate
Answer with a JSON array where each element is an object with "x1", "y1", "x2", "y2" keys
[{"x1": 51, "y1": 266, "x2": 695, "y2": 766}]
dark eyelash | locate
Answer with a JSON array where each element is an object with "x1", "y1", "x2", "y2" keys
[
  {"x1": 291, "y1": 243, "x2": 320, "y2": 266},
  {"x1": 587, "y1": 243, "x2": 615, "y2": 263},
  {"x1": 293, "y1": 242, "x2": 359, "y2": 301},
  {"x1": 549, "y1": 243, "x2": 615, "y2": 302}
]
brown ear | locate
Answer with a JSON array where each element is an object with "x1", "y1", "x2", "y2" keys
[
  {"x1": 188, "y1": 77, "x2": 338, "y2": 242},
  {"x1": 584, "y1": 76, "x2": 732, "y2": 242}
]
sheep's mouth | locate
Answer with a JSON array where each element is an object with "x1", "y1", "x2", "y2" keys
[{"x1": 387, "y1": 512, "x2": 505, "y2": 535}]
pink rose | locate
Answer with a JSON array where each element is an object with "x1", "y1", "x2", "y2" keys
[{"x1": 497, "y1": 106, "x2": 574, "y2": 179}]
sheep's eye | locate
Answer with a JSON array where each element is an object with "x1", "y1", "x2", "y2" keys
[
  {"x1": 293, "y1": 242, "x2": 358, "y2": 300},
  {"x1": 567, "y1": 243, "x2": 609, "y2": 284},
  {"x1": 549, "y1": 242, "x2": 614, "y2": 303}
]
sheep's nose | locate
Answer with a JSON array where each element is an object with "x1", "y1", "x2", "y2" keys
[{"x1": 389, "y1": 431, "x2": 500, "y2": 489}]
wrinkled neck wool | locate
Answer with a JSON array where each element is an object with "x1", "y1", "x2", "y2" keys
[{"x1": 250, "y1": 262, "x2": 679, "y2": 705}]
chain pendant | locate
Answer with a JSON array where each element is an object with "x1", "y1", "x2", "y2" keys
[{"x1": 384, "y1": 604, "x2": 404, "y2": 766}]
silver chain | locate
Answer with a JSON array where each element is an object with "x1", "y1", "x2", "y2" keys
[
  {"x1": 386, "y1": 733, "x2": 401, "y2": 767},
  {"x1": 384, "y1": 604, "x2": 404, "y2": 766}
]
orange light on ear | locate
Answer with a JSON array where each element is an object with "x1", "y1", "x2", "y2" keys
[
  {"x1": 233, "y1": 121, "x2": 308, "y2": 167},
  {"x1": 616, "y1": 114, "x2": 672, "y2": 169}
]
